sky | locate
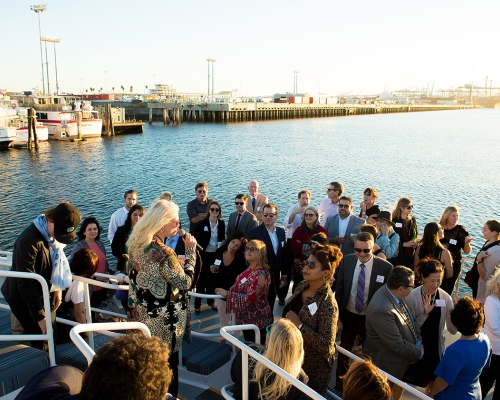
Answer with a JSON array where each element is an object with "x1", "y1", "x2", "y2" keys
[{"x1": 2, "y1": 0, "x2": 499, "y2": 96}]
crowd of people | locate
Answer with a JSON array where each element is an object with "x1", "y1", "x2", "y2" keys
[{"x1": 2, "y1": 178, "x2": 500, "y2": 400}]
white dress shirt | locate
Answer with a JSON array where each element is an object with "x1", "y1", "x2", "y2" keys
[
  {"x1": 318, "y1": 198, "x2": 339, "y2": 227},
  {"x1": 107, "y1": 206, "x2": 129, "y2": 243},
  {"x1": 346, "y1": 256, "x2": 374, "y2": 315},
  {"x1": 266, "y1": 226, "x2": 279, "y2": 255},
  {"x1": 283, "y1": 204, "x2": 302, "y2": 239}
]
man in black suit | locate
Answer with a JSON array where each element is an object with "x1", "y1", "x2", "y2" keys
[
  {"x1": 333, "y1": 232, "x2": 393, "y2": 394},
  {"x1": 247, "y1": 203, "x2": 286, "y2": 312},
  {"x1": 226, "y1": 194, "x2": 258, "y2": 238}
]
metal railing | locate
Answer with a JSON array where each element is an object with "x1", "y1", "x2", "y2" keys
[
  {"x1": 220, "y1": 325, "x2": 432, "y2": 400},
  {"x1": 0, "y1": 270, "x2": 56, "y2": 366}
]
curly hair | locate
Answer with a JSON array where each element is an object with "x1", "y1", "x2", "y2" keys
[
  {"x1": 80, "y1": 334, "x2": 172, "y2": 400},
  {"x1": 450, "y1": 297, "x2": 484, "y2": 336},
  {"x1": 77, "y1": 217, "x2": 103, "y2": 241},
  {"x1": 342, "y1": 360, "x2": 391, "y2": 400},
  {"x1": 310, "y1": 242, "x2": 343, "y2": 281},
  {"x1": 309, "y1": 232, "x2": 328, "y2": 245},
  {"x1": 486, "y1": 269, "x2": 500, "y2": 299},
  {"x1": 246, "y1": 240, "x2": 269, "y2": 273},
  {"x1": 415, "y1": 257, "x2": 444, "y2": 282},
  {"x1": 220, "y1": 231, "x2": 248, "y2": 256}
]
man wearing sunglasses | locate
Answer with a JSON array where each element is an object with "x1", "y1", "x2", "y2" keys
[
  {"x1": 325, "y1": 196, "x2": 365, "y2": 255},
  {"x1": 226, "y1": 194, "x2": 258, "y2": 238},
  {"x1": 186, "y1": 182, "x2": 212, "y2": 232},
  {"x1": 247, "y1": 203, "x2": 286, "y2": 311},
  {"x1": 317, "y1": 181, "x2": 344, "y2": 227},
  {"x1": 333, "y1": 232, "x2": 393, "y2": 394}
]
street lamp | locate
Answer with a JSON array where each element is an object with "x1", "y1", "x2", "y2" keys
[
  {"x1": 293, "y1": 70, "x2": 299, "y2": 95},
  {"x1": 42, "y1": 36, "x2": 59, "y2": 95},
  {"x1": 206, "y1": 58, "x2": 216, "y2": 97},
  {"x1": 31, "y1": 4, "x2": 47, "y2": 95}
]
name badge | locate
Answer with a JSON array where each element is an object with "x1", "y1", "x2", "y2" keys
[
  {"x1": 308, "y1": 302, "x2": 318, "y2": 315},
  {"x1": 376, "y1": 275, "x2": 384, "y2": 283},
  {"x1": 395, "y1": 222, "x2": 403, "y2": 228},
  {"x1": 435, "y1": 299, "x2": 446, "y2": 307},
  {"x1": 204, "y1": 226, "x2": 209, "y2": 231},
  {"x1": 214, "y1": 259, "x2": 221, "y2": 266},
  {"x1": 281, "y1": 241, "x2": 285, "y2": 247},
  {"x1": 449, "y1": 239, "x2": 457, "y2": 245},
  {"x1": 240, "y1": 277, "x2": 247, "y2": 284},
  {"x1": 257, "y1": 206, "x2": 261, "y2": 211}
]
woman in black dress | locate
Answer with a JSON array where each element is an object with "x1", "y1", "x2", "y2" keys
[
  {"x1": 403, "y1": 259, "x2": 457, "y2": 398},
  {"x1": 391, "y1": 197, "x2": 418, "y2": 268},
  {"x1": 439, "y1": 205, "x2": 473, "y2": 295}
]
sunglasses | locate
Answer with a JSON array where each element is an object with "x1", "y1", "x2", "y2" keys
[
  {"x1": 304, "y1": 213, "x2": 316, "y2": 217},
  {"x1": 338, "y1": 204, "x2": 350, "y2": 209},
  {"x1": 327, "y1": 188, "x2": 337, "y2": 192},
  {"x1": 245, "y1": 246, "x2": 258, "y2": 252},
  {"x1": 406, "y1": 205, "x2": 414, "y2": 210},
  {"x1": 235, "y1": 202, "x2": 244, "y2": 206},
  {"x1": 210, "y1": 208, "x2": 220, "y2": 212},
  {"x1": 262, "y1": 213, "x2": 276, "y2": 217},
  {"x1": 266, "y1": 324, "x2": 273, "y2": 337},
  {"x1": 197, "y1": 190, "x2": 207, "y2": 194},
  {"x1": 354, "y1": 248, "x2": 371, "y2": 254},
  {"x1": 303, "y1": 261, "x2": 318, "y2": 270}
]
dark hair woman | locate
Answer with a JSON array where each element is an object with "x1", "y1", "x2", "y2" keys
[
  {"x1": 111, "y1": 204, "x2": 145, "y2": 273},
  {"x1": 431, "y1": 298, "x2": 491, "y2": 399},
  {"x1": 392, "y1": 196, "x2": 418, "y2": 268},
  {"x1": 402, "y1": 258, "x2": 458, "y2": 397},
  {"x1": 474, "y1": 219, "x2": 500, "y2": 303},
  {"x1": 282, "y1": 243, "x2": 343, "y2": 395},
  {"x1": 439, "y1": 205, "x2": 473, "y2": 295},
  {"x1": 191, "y1": 200, "x2": 226, "y2": 314},
  {"x1": 71, "y1": 217, "x2": 109, "y2": 318},
  {"x1": 56, "y1": 248, "x2": 99, "y2": 343},
  {"x1": 414, "y1": 222, "x2": 453, "y2": 283}
]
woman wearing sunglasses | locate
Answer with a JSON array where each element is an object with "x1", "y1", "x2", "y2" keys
[
  {"x1": 215, "y1": 239, "x2": 272, "y2": 345},
  {"x1": 191, "y1": 200, "x2": 226, "y2": 313},
  {"x1": 126, "y1": 199, "x2": 199, "y2": 397},
  {"x1": 392, "y1": 197, "x2": 419, "y2": 268},
  {"x1": 398, "y1": 258, "x2": 457, "y2": 399},
  {"x1": 291, "y1": 206, "x2": 327, "y2": 289},
  {"x1": 282, "y1": 242, "x2": 342, "y2": 395}
]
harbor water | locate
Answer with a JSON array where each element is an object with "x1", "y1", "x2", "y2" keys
[{"x1": 1, "y1": 108, "x2": 499, "y2": 271}]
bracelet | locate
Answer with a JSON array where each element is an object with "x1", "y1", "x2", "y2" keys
[{"x1": 478, "y1": 260, "x2": 483, "y2": 264}]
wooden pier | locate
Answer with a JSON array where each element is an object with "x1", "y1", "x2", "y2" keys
[{"x1": 146, "y1": 101, "x2": 475, "y2": 124}]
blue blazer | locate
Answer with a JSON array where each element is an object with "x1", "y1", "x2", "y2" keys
[{"x1": 247, "y1": 224, "x2": 286, "y2": 276}]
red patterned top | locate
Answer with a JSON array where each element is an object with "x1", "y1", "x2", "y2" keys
[{"x1": 226, "y1": 266, "x2": 272, "y2": 329}]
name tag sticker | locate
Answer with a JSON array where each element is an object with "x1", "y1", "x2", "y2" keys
[
  {"x1": 257, "y1": 206, "x2": 261, "y2": 211},
  {"x1": 376, "y1": 275, "x2": 384, "y2": 283},
  {"x1": 214, "y1": 259, "x2": 221, "y2": 266},
  {"x1": 204, "y1": 226, "x2": 209, "y2": 231},
  {"x1": 308, "y1": 302, "x2": 318, "y2": 315},
  {"x1": 436, "y1": 299, "x2": 446, "y2": 307},
  {"x1": 395, "y1": 222, "x2": 403, "y2": 228},
  {"x1": 281, "y1": 241, "x2": 285, "y2": 247},
  {"x1": 240, "y1": 277, "x2": 247, "y2": 284},
  {"x1": 449, "y1": 239, "x2": 457, "y2": 245}
]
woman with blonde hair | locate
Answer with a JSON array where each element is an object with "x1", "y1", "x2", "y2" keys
[
  {"x1": 342, "y1": 360, "x2": 391, "y2": 400},
  {"x1": 439, "y1": 205, "x2": 473, "y2": 294},
  {"x1": 392, "y1": 196, "x2": 418, "y2": 268},
  {"x1": 479, "y1": 269, "x2": 500, "y2": 399},
  {"x1": 215, "y1": 239, "x2": 272, "y2": 345},
  {"x1": 126, "y1": 199, "x2": 199, "y2": 397}
]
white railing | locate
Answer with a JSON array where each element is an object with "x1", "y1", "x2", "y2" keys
[
  {"x1": 69, "y1": 322, "x2": 150, "y2": 366},
  {"x1": 0, "y1": 270, "x2": 56, "y2": 366},
  {"x1": 220, "y1": 325, "x2": 432, "y2": 400}
]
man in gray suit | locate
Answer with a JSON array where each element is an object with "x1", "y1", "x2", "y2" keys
[
  {"x1": 333, "y1": 232, "x2": 393, "y2": 394},
  {"x1": 247, "y1": 180, "x2": 269, "y2": 223},
  {"x1": 325, "y1": 196, "x2": 365, "y2": 255},
  {"x1": 226, "y1": 194, "x2": 258, "y2": 238},
  {"x1": 363, "y1": 266, "x2": 423, "y2": 383}
]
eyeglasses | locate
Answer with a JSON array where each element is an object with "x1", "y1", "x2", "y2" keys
[
  {"x1": 197, "y1": 190, "x2": 207, "y2": 194},
  {"x1": 262, "y1": 213, "x2": 275, "y2": 217},
  {"x1": 210, "y1": 208, "x2": 220, "y2": 212},
  {"x1": 354, "y1": 248, "x2": 371, "y2": 254},
  {"x1": 304, "y1": 213, "x2": 316, "y2": 217},
  {"x1": 338, "y1": 204, "x2": 350, "y2": 209},
  {"x1": 303, "y1": 261, "x2": 318, "y2": 270},
  {"x1": 245, "y1": 246, "x2": 258, "y2": 252},
  {"x1": 406, "y1": 205, "x2": 414, "y2": 210},
  {"x1": 266, "y1": 324, "x2": 273, "y2": 337},
  {"x1": 235, "y1": 202, "x2": 244, "y2": 206}
]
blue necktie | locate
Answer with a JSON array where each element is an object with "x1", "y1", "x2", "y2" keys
[{"x1": 355, "y1": 264, "x2": 366, "y2": 313}]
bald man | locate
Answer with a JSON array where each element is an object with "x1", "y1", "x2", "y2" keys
[{"x1": 247, "y1": 180, "x2": 269, "y2": 223}]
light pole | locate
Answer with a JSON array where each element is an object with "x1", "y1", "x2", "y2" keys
[
  {"x1": 31, "y1": 4, "x2": 47, "y2": 95},
  {"x1": 41, "y1": 36, "x2": 60, "y2": 95},
  {"x1": 206, "y1": 58, "x2": 216, "y2": 97},
  {"x1": 293, "y1": 70, "x2": 299, "y2": 94},
  {"x1": 212, "y1": 59, "x2": 216, "y2": 98},
  {"x1": 104, "y1": 71, "x2": 107, "y2": 93}
]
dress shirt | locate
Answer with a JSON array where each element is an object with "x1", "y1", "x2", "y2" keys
[
  {"x1": 266, "y1": 226, "x2": 279, "y2": 255},
  {"x1": 206, "y1": 219, "x2": 219, "y2": 252},
  {"x1": 107, "y1": 206, "x2": 129, "y2": 243},
  {"x1": 283, "y1": 204, "x2": 303, "y2": 239},
  {"x1": 338, "y1": 215, "x2": 350, "y2": 237},
  {"x1": 346, "y1": 256, "x2": 374, "y2": 315},
  {"x1": 165, "y1": 234, "x2": 180, "y2": 251},
  {"x1": 318, "y1": 198, "x2": 339, "y2": 227}
]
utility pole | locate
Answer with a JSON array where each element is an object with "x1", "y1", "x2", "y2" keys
[{"x1": 293, "y1": 70, "x2": 298, "y2": 95}]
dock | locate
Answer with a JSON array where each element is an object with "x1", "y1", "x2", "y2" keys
[{"x1": 146, "y1": 101, "x2": 476, "y2": 124}]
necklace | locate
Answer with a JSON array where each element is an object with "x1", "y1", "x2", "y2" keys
[{"x1": 421, "y1": 287, "x2": 437, "y2": 305}]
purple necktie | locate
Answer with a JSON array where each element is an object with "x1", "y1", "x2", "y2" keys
[
  {"x1": 355, "y1": 264, "x2": 366, "y2": 313},
  {"x1": 235, "y1": 213, "x2": 242, "y2": 229}
]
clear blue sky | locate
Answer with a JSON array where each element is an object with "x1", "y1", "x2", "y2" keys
[{"x1": 2, "y1": 0, "x2": 499, "y2": 96}]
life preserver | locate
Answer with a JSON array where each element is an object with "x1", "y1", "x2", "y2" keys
[{"x1": 12, "y1": 103, "x2": 17, "y2": 109}]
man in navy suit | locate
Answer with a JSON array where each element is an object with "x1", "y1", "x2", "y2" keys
[
  {"x1": 226, "y1": 194, "x2": 258, "y2": 238},
  {"x1": 247, "y1": 203, "x2": 286, "y2": 312},
  {"x1": 333, "y1": 232, "x2": 393, "y2": 393}
]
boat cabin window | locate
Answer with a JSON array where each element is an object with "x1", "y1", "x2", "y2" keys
[{"x1": 37, "y1": 112, "x2": 48, "y2": 120}]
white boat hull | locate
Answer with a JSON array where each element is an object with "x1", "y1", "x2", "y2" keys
[
  {"x1": 14, "y1": 125, "x2": 49, "y2": 144},
  {"x1": 43, "y1": 119, "x2": 102, "y2": 140}
]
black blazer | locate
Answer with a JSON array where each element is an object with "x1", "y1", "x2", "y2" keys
[
  {"x1": 247, "y1": 224, "x2": 286, "y2": 276},
  {"x1": 191, "y1": 218, "x2": 226, "y2": 251},
  {"x1": 335, "y1": 254, "x2": 393, "y2": 321}
]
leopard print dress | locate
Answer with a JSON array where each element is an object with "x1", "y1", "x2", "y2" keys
[{"x1": 127, "y1": 239, "x2": 196, "y2": 353}]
